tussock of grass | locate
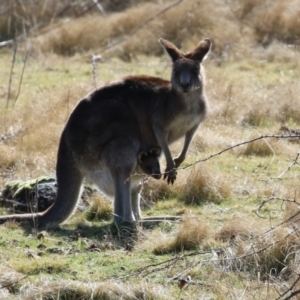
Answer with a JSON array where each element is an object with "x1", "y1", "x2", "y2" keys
[
  {"x1": 141, "y1": 178, "x2": 177, "y2": 204},
  {"x1": 85, "y1": 193, "x2": 113, "y2": 221},
  {"x1": 19, "y1": 279, "x2": 166, "y2": 300},
  {"x1": 238, "y1": 227, "x2": 300, "y2": 277},
  {"x1": 153, "y1": 216, "x2": 208, "y2": 254},
  {"x1": 216, "y1": 217, "x2": 263, "y2": 242},
  {"x1": 1, "y1": 220, "x2": 22, "y2": 230},
  {"x1": 242, "y1": 108, "x2": 270, "y2": 127},
  {"x1": 250, "y1": 1, "x2": 300, "y2": 45},
  {"x1": 14, "y1": 258, "x2": 69, "y2": 276},
  {"x1": 177, "y1": 165, "x2": 231, "y2": 205},
  {"x1": 0, "y1": 267, "x2": 24, "y2": 293},
  {"x1": 242, "y1": 138, "x2": 286, "y2": 157},
  {"x1": 243, "y1": 139, "x2": 274, "y2": 156}
]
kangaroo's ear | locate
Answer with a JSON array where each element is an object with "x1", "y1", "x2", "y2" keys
[
  {"x1": 159, "y1": 38, "x2": 184, "y2": 62},
  {"x1": 150, "y1": 147, "x2": 161, "y2": 156},
  {"x1": 186, "y1": 38, "x2": 212, "y2": 62},
  {"x1": 138, "y1": 151, "x2": 147, "y2": 163}
]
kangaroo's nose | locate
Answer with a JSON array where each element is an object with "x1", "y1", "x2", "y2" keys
[
  {"x1": 180, "y1": 81, "x2": 190, "y2": 91},
  {"x1": 180, "y1": 82, "x2": 190, "y2": 92},
  {"x1": 179, "y1": 72, "x2": 191, "y2": 92}
]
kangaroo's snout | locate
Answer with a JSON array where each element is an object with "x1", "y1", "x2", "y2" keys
[
  {"x1": 179, "y1": 72, "x2": 192, "y2": 92},
  {"x1": 180, "y1": 81, "x2": 191, "y2": 93},
  {"x1": 152, "y1": 172, "x2": 162, "y2": 180}
]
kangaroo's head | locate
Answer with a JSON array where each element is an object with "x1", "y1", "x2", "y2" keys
[
  {"x1": 138, "y1": 147, "x2": 162, "y2": 180},
  {"x1": 160, "y1": 38, "x2": 211, "y2": 93}
]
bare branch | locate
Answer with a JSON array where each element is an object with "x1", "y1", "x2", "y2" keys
[
  {"x1": 179, "y1": 134, "x2": 300, "y2": 172},
  {"x1": 134, "y1": 133, "x2": 300, "y2": 180}
]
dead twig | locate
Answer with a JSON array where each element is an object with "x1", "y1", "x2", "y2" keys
[
  {"x1": 6, "y1": 38, "x2": 18, "y2": 109},
  {"x1": 0, "y1": 39, "x2": 14, "y2": 48},
  {"x1": 0, "y1": 127, "x2": 30, "y2": 143},
  {"x1": 270, "y1": 152, "x2": 300, "y2": 180},
  {"x1": 92, "y1": 0, "x2": 105, "y2": 14},
  {"x1": 91, "y1": 54, "x2": 102, "y2": 88},
  {"x1": 276, "y1": 275, "x2": 300, "y2": 300},
  {"x1": 13, "y1": 20, "x2": 29, "y2": 107}
]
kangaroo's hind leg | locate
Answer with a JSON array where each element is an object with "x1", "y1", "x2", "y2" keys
[
  {"x1": 101, "y1": 138, "x2": 139, "y2": 224},
  {"x1": 131, "y1": 182, "x2": 142, "y2": 221}
]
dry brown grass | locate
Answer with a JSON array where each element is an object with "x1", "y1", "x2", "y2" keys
[
  {"x1": 250, "y1": 0, "x2": 300, "y2": 45},
  {"x1": 153, "y1": 216, "x2": 209, "y2": 254},
  {"x1": 18, "y1": 278, "x2": 167, "y2": 300},
  {"x1": 207, "y1": 58, "x2": 300, "y2": 128},
  {"x1": 85, "y1": 193, "x2": 113, "y2": 221},
  {"x1": 284, "y1": 201, "x2": 300, "y2": 228},
  {"x1": 0, "y1": 0, "x2": 155, "y2": 41},
  {"x1": 0, "y1": 267, "x2": 23, "y2": 294},
  {"x1": 177, "y1": 164, "x2": 231, "y2": 205},
  {"x1": 141, "y1": 177, "x2": 177, "y2": 205},
  {"x1": 26, "y1": 0, "x2": 262, "y2": 60},
  {"x1": 237, "y1": 227, "x2": 300, "y2": 277},
  {"x1": 33, "y1": 1, "x2": 213, "y2": 58},
  {"x1": 242, "y1": 137, "x2": 284, "y2": 157},
  {"x1": 0, "y1": 54, "x2": 91, "y2": 181},
  {"x1": 216, "y1": 216, "x2": 264, "y2": 242},
  {"x1": 1, "y1": 0, "x2": 300, "y2": 61}
]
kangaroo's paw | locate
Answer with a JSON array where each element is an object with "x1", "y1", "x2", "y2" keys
[{"x1": 163, "y1": 168, "x2": 177, "y2": 185}]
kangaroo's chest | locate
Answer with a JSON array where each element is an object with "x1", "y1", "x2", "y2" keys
[{"x1": 167, "y1": 96, "x2": 206, "y2": 143}]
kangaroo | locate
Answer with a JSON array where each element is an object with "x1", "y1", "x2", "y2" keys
[{"x1": 0, "y1": 38, "x2": 211, "y2": 226}]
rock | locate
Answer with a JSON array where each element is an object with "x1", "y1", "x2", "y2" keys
[{"x1": 0, "y1": 175, "x2": 97, "y2": 213}]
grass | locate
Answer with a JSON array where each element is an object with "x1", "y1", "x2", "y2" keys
[
  {"x1": 85, "y1": 193, "x2": 113, "y2": 221},
  {"x1": 153, "y1": 216, "x2": 209, "y2": 254},
  {"x1": 0, "y1": 0, "x2": 300, "y2": 299}
]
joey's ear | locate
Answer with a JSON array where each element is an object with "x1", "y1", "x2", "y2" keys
[
  {"x1": 138, "y1": 151, "x2": 147, "y2": 163},
  {"x1": 150, "y1": 147, "x2": 161, "y2": 156},
  {"x1": 159, "y1": 38, "x2": 184, "y2": 62},
  {"x1": 186, "y1": 38, "x2": 212, "y2": 62}
]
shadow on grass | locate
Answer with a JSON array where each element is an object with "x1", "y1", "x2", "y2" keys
[{"x1": 17, "y1": 217, "x2": 171, "y2": 249}]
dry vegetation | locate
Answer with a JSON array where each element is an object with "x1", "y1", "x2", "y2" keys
[{"x1": 0, "y1": 0, "x2": 300, "y2": 299}]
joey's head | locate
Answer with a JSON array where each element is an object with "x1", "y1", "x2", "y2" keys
[
  {"x1": 159, "y1": 38, "x2": 211, "y2": 93},
  {"x1": 138, "y1": 147, "x2": 162, "y2": 180}
]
